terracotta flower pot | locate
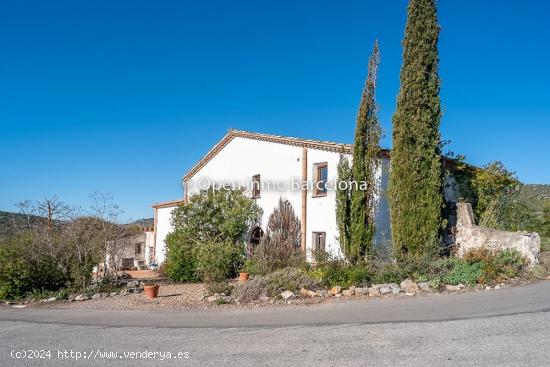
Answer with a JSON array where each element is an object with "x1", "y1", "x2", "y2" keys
[
  {"x1": 144, "y1": 284, "x2": 160, "y2": 300},
  {"x1": 239, "y1": 272, "x2": 249, "y2": 282}
]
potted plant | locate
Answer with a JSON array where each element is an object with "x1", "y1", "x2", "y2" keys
[
  {"x1": 239, "y1": 260, "x2": 254, "y2": 282},
  {"x1": 143, "y1": 283, "x2": 160, "y2": 300}
]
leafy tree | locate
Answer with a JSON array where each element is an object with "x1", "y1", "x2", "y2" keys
[
  {"x1": 165, "y1": 188, "x2": 262, "y2": 282},
  {"x1": 470, "y1": 161, "x2": 518, "y2": 221},
  {"x1": 350, "y1": 41, "x2": 381, "y2": 263},
  {"x1": 336, "y1": 155, "x2": 352, "y2": 259},
  {"x1": 389, "y1": 0, "x2": 444, "y2": 258}
]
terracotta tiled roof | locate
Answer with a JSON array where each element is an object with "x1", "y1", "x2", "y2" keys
[
  {"x1": 182, "y1": 129, "x2": 391, "y2": 182},
  {"x1": 151, "y1": 199, "x2": 185, "y2": 209}
]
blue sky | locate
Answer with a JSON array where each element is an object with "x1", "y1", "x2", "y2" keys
[{"x1": 1, "y1": 0, "x2": 548, "y2": 221}]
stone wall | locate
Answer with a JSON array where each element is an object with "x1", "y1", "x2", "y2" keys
[{"x1": 455, "y1": 202, "x2": 541, "y2": 264}]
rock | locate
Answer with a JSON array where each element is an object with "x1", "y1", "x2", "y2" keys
[
  {"x1": 380, "y1": 286, "x2": 392, "y2": 295},
  {"x1": 315, "y1": 290, "x2": 330, "y2": 299},
  {"x1": 405, "y1": 292, "x2": 415, "y2": 297},
  {"x1": 91, "y1": 293, "x2": 102, "y2": 300},
  {"x1": 457, "y1": 284, "x2": 466, "y2": 289},
  {"x1": 391, "y1": 287, "x2": 401, "y2": 295},
  {"x1": 330, "y1": 286, "x2": 342, "y2": 296},
  {"x1": 495, "y1": 285, "x2": 501, "y2": 290},
  {"x1": 12, "y1": 305, "x2": 27, "y2": 309},
  {"x1": 371, "y1": 284, "x2": 384, "y2": 290},
  {"x1": 349, "y1": 286, "x2": 356, "y2": 294},
  {"x1": 100, "y1": 293, "x2": 109, "y2": 298},
  {"x1": 334, "y1": 294, "x2": 342, "y2": 298},
  {"x1": 280, "y1": 291, "x2": 295, "y2": 300},
  {"x1": 110, "y1": 292, "x2": 118, "y2": 297},
  {"x1": 445, "y1": 285, "x2": 463, "y2": 292},
  {"x1": 300, "y1": 288, "x2": 309, "y2": 297},
  {"x1": 418, "y1": 282, "x2": 432, "y2": 292},
  {"x1": 355, "y1": 287, "x2": 368, "y2": 295},
  {"x1": 400, "y1": 279, "x2": 420, "y2": 295},
  {"x1": 485, "y1": 286, "x2": 492, "y2": 290},
  {"x1": 74, "y1": 294, "x2": 87, "y2": 302},
  {"x1": 307, "y1": 290, "x2": 318, "y2": 298},
  {"x1": 342, "y1": 289, "x2": 354, "y2": 297},
  {"x1": 43, "y1": 297, "x2": 57, "y2": 303},
  {"x1": 368, "y1": 287, "x2": 381, "y2": 297}
]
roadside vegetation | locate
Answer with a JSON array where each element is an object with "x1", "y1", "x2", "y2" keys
[{"x1": 0, "y1": 193, "x2": 136, "y2": 301}]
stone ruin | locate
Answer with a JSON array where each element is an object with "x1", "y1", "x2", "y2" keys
[{"x1": 454, "y1": 202, "x2": 540, "y2": 265}]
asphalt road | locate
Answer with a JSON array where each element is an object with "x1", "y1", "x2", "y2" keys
[{"x1": 1, "y1": 281, "x2": 549, "y2": 367}]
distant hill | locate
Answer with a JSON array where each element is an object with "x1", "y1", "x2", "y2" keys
[
  {"x1": 130, "y1": 218, "x2": 154, "y2": 228},
  {"x1": 1, "y1": 211, "x2": 155, "y2": 239},
  {"x1": 519, "y1": 184, "x2": 550, "y2": 214},
  {"x1": 0, "y1": 211, "x2": 43, "y2": 238}
]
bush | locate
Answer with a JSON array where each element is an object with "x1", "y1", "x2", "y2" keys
[
  {"x1": 194, "y1": 240, "x2": 244, "y2": 283},
  {"x1": 309, "y1": 253, "x2": 373, "y2": 288},
  {"x1": 165, "y1": 188, "x2": 262, "y2": 282},
  {"x1": 164, "y1": 231, "x2": 199, "y2": 283},
  {"x1": 206, "y1": 281, "x2": 233, "y2": 296},
  {"x1": 233, "y1": 277, "x2": 268, "y2": 303},
  {"x1": 442, "y1": 259, "x2": 484, "y2": 286},
  {"x1": 464, "y1": 248, "x2": 526, "y2": 284},
  {"x1": 249, "y1": 199, "x2": 305, "y2": 275},
  {"x1": 233, "y1": 268, "x2": 320, "y2": 303},
  {"x1": 0, "y1": 243, "x2": 67, "y2": 300}
]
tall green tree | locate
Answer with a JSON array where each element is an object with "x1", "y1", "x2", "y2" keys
[
  {"x1": 336, "y1": 155, "x2": 352, "y2": 259},
  {"x1": 350, "y1": 41, "x2": 381, "y2": 263},
  {"x1": 389, "y1": 0, "x2": 443, "y2": 258}
]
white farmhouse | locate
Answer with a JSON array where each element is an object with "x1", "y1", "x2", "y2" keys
[{"x1": 152, "y1": 129, "x2": 392, "y2": 264}]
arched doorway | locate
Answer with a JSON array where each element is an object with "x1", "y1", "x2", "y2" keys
[{"x1": 247, "y1": 226, "x2": 264, "y2": 257}]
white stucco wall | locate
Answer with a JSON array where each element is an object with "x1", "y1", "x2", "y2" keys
[
  {"x1": 186, "y1": 137, "x2": 304, "y2": 236},
  {"x1": 184, "y1": 137, "x2": 392, "y2": 259},
  {"x1": 155, "y1": 206, "x2": 177, "y2": 265}
]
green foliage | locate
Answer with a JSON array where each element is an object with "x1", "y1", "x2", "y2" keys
[
  {"x1": 389, "y1": 0, "x2": 444, "y2": 258},
  {"x1": 165, "y1": 188, "x2": 262, "y2": 282},
  {"x1": 0, "y1": 237, "x2": 67, "y2": 300},
  {"x1": 194, "y1": 240, "x2": 244, "y2": 283},
  {"x1": 442, "y1": 259, "x2": 483, "y2": 287},
  {"x1": 469, "y1": 161, "x2": 518, "y2": 221},
  {"x1": 164, "y1": 231, "x2": 199, "y2": 282},
  {"x1": 464, "y1": 248, "x2": 526, "y2": 284},
  {"x1": 309, "y1": 252, "x2": 373, "y2": 288},
  {"x1": 336, "y1": 155, "x2": 352, "y2": 259},
  {"x1": 350, "y1": 42, "x2": 381, "y2": 263}
]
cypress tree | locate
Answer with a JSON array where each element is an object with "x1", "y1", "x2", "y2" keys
[
  {"x1": 388, "y1": 0, "x2": 443, "y2": 258},
  {"x1": 350, "y1": 41, "x2": 381, "y2": 263},
  {"x1": 336, "y1": 154, "x2": 352, "y2": 259}
]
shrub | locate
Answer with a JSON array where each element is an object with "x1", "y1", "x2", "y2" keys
[
  {"x1": 233, "y1": 277, "x2": 268, "y2": 303},
  {"x1": 234, "y1": 268, "x2": 320, "y2": 303},
  {"x1": 0, "y1": 243, "x2": 67, "y2": 300},
  {"x1": 165, "y1": 188, "x2": 262, "y2": 282},
  {"x1": 309, "y1": 253, "x2": 373, "y2": 288},
  {"x1": 464, "y1": 248, "x2": 526, "y2": 284},
  {"x1": 206, "y1": 281, "x2": 233, "y2": 296},
  {"x1": 442, "y1": 259, "x2": 483, "y2": 286},
  {"x1": 194, "y1": 240, "x2": 244, "y2": 283},
  {"x1": 249, "y1": 199, "x2": 305, "y2": 275},
  {"x1": 164, "y1": 231, "x2": 198, "y2": 282}
]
